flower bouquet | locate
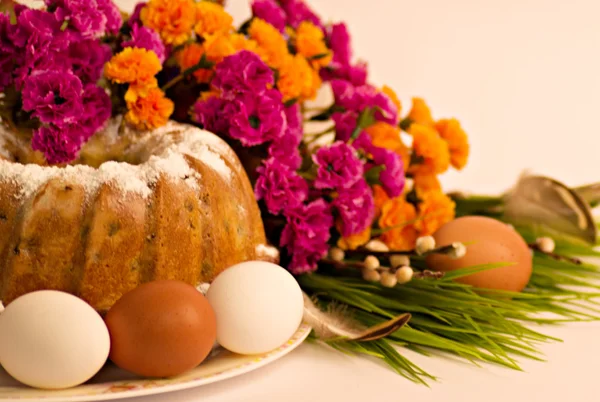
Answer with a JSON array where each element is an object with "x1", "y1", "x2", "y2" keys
[{"x1": 1, "y1": 0, "x2": 600, "y2": 385}]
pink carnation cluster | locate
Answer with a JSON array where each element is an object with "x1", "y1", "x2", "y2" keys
[
  {"x1": 193, "y1": 0, "x2": 406, "y2": 275},
  {"x1": 0, "y1": 1, "x2": 123, "y2": 163}
]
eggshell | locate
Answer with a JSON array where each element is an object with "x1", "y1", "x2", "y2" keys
[
  {"x1": 206, "y1": 261, "x2": 304, "y2": 355},
  {"x1": 104, "y1": 280, "x2": 216, "y2": 378},
  {"x1": 425, "y1": 216, "x2": 533, "y2": 292},
  {"x1": 0, "y1": 290, "x2": 110, "y2": 389}
]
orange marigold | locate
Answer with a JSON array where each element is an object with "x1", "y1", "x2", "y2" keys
[
  {"x1": 248, "y1": 18, "x2": 289, "y2": 69},
  {"x1": 277, "y1": 54, "x2": 321, "y2": 102},
  {"x1": 435, "y1": 118, "x2": 470, "y2": 170},
  {"x1": 295, "y1": 21, "x2": 332, "y2": 69},
  {"x1": 378, "y1": 197, "x2": 418, "y2": 251},
  {"x1": 104, "y1": 47, "x2": 161, "y2": 84},
  {"x1": 366, "y1": 122, "x2": 410, "y2": 168},
  {"x1": 125, "y1": 87, "x2": 174, "y2": 130},
  {"x1": 195, "y1": 1, "x2": 232, "y2": 37},
  {"x1": 140, "y1": 0, "x2": 196, "y2": 46},
  {"x1": 412, "y1": 174, "x2": 441, "y2": 195},
  {"x1": 382, "y1": 85, "x2": 402, "y2": 115},
  {"x1": 415, "y1": 190, "x2": 456, "y2": 236},
  {"x1": 409, "y1": 123, "x2": 450, "y2": 175},
  {"x1": 176, "y1": 43, "x2": 213, "y2": 83},
  {"x1": 407, "y1": 97, "x2": 435, "y2": 128},
  {"x1": 372, "y1": 184, "x2": 390, "y2": 218},
  {"x1": 337, "y1": 227, "x2": 372, "y2": 251}
]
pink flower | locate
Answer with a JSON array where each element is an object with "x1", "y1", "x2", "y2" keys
[
  {"x1": 255, "y1": 157, "x2": 308, "y2": 215},
  {"x1": 252, "y1": 0, "x2": 286, "y2": 33},
  {"x1": 122, "y1": 24, "x2": 166, "y2": 63},
  {"x1": 331, "y1": 79, "x2": 399, "y2": 125},
  {"x1": 51, "y1": 0, "x2": 108, "y2": 39},
  {"x1": 68, "y1": 39, "x2": 112, "y2": 83},
  {"x1": 328, "y1": 23, "x2": 351, "y2": 65},
  {"x1": 268, "y1": 104, "x2": 303, "y2": 169},
  {"x1": 128, "y1": 3, "x2": 146, "y2": 27},
  {"x1": 31, "y1": 124, "x2": 83, "y2": 164},
  {"x1": 333, "y1": 179, "x2": 375, "y2": 237},
  {"x1": 279, "y1": 0, "x2": 323, "y2": 30},
  {"x1": 21, "y1": 70, "x2": 83, "y2": 126},
  {"x1": 213, "y1": 51, "x2": 274, "y2": 96},
  {"x1": 313, "y1": 141, "x2": 364, "y2": 190},
  {"x1": 332, "y1": 110, "x2": 358, "y2": 142},
  {"x1": 321, "y1": 62, "x2": 368, "y2": 86},
  {"x1": 226, "y1": 90, "x2": 287, "y2": 147},
  {"x1": 79, "y1": 84, "x2": 112, "y2": 141},
  {"x1": 369, "y1": 147, "x2": 406, "y2": 198},
  {"x1": 281, "y1": 199, "x2": 333, "y2": 274},
  {"x1": 0, "y1": 13, "x2": 17, "y2": 90},
  {"x1": 97, "y1": 0, "x2": 122, "y2": 35},
  {"x1": 193, "y1": 96, "x2": 230, "y2": 135}
]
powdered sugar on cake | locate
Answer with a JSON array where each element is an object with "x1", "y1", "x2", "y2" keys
[{"x1": 0, "y1": 121, "x2": 236, "y2": 202}]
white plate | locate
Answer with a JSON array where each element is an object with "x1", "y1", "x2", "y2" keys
[{"x1": 0, "y1": 323, "x2": 312, "y2": 402}]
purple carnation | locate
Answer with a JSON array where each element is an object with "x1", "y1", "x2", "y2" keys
[
  {"x1": 332, "y1": 110, "x2": 357, "y2": 142},
  {"x1": 331, "y1": 80, "x2": 399, "y2": 124},
  {"x1": 252, "y1": 0, "x2": 286, "y2": 33},
  {"x1": 0, "y1": 13, "x2": 16, "y2": 90},
  {"x1": 21, "y1": 70, "x2": 83, "y2": 126},
  {"x1": 328, "y1": 23, "x2": 351, "y2": 65},
  {"x1": 279, "y1": 0, "x2": 323, "y2": 30},
  {"x1": 226, "y1": 90, "x2": 287, "y2": 147},
  {"x1": 9, "y1": 8, "x2": 62, "y2": 48},
  {"x1": 333, "y1": 179, "x2": 375, "y2": 237},
  {"x1": 193, "y1": 95, "x2": 230, "y2": 135},
  {"x1": 268, "y1": 104, "x2": 303, "y2": 169},
  {"x1": 280, "y1": 199, "x2": 333, "y2": 274},
  {"x1": 32, "y1": 124, "x2": 83, "y2": 164},
  {"x1": 68, "y1": 40, "x2": 112, "y2": 83},
  {"x1": 122, "y1": 24, "x2": 166, "y2": 63},
  {"x1": 79, "y1": 84, "x2": 112, "y2": 141},
  {"x1": 369, "y1": 146, "x2": 405, "y2": 197},
  {"x1": 97, "y1": 0, "x2": 122, "y2": 35},
  {"x1": 51, "y1": 0, "x2": 108, "y2": 39},
  {"x1": 321, "y1": 61, "x2": 368, "y2": 86},
  {"x1": 255, "y1": 157, "x2": 308, "y2": 215},
  {"x1": 313, "y1": 141, "x2": 364, "y2": 190},
  {"x1": 213, "y1": 50, "x2": 274, "y2": 96},
  {"x1": 128, "y1": 2, "x2": 146, "y2": 27}
]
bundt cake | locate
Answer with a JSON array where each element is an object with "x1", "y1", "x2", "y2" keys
[{"x1": 0, "y1": 117, "x2": 278, "y2": 313}]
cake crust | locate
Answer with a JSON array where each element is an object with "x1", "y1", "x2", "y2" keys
[{"x1": 0, "y1": 119, "x2": 277, "y2": 312}]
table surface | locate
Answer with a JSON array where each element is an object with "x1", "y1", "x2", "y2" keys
[{"x1": 20, "y1": 0, "x2": 600, "y2": 400}]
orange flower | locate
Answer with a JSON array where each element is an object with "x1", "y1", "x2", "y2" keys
[
  {"x1": 140, "y1": 0, "x2": 196, "y2": 46},
  {"x1": 366, "y1": 122, "x2": 410, "y2": 168},
  {"x1": 295, "y1": 21, "x2": 332, "y2": 69},
  {"x1": 409, "y1": 123, "x2": 450, "y2": 175},
  {"x1": 248, "y1": 18, "x2": 289, "y2": 69},
  {"x1": 378, "y1": 197, "x2": 418, "y2": 251},
  {"x1": 415, "y1": 190, "x2": 455, "y2": 236},
  {"x1": 176, "y1": 43, "x2": 213, "y2": 83},
  {"x1": 412, "y1": 174, "x2": 441, "y2": 195},
  {"x1": 277, "y1": 54, "x2": 321, "y2": 102},
  {"x1": 382, "y1": 85, "x2": 401, "y2": 115},
  {"x1": 372, "y1": 184, "x2": 390, "y2": 218},
  {"x1": 435, "y1": 118, "x2": 470, "y2": 170},
  {"x1": 125, "y1": 87, "x2": 174, "y2": 130},
  {"x1": 407, "y1": 97, "x2": 435, "y2": 128},
  {"x1": 203, "y1": 33, "x2": 239, "y2": 63},
  {"x1": 195, "y1": 1, "x2": 233, "y2": 37},
  {"x1": 229, "y1": 33, "x2": 260, "y2": 53},
  {"x1": 337, "y1": 227, "x2": 372, "y2": 251},
  {"x1": 104, "y1": 47, "x2": 161, "y2": 84}
]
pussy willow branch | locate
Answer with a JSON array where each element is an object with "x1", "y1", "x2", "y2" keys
[{"x1": 528, "y1": 243, "x2": 583, "y2": 265}]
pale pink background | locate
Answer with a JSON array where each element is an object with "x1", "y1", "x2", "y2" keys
[{"x1": 18, "y1": 0, "x2": 600, "y2": 400}]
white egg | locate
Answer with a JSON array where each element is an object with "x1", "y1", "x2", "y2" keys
[
  {"x1": 0, "y1": 290, "x2": 110, "y2": 389},
  {"x1": 207, "y1": 261, "x2": 304, "y2": 355}
]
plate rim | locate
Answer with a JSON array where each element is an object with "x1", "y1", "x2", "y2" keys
[{"x1": 0, "y1": 323, "x2": 312, "y2": 402}]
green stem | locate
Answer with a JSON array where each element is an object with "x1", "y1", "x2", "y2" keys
[{"x1": 161, "y1": 55, "x2": 215, "y2": 92}]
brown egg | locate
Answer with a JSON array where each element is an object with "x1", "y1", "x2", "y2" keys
[
  {"x1": 104, "y1": 280, "x2": 216, "y2": 378},
  {"x1": 425, "y1": 216, "x2": 532, "y2": 292}
]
